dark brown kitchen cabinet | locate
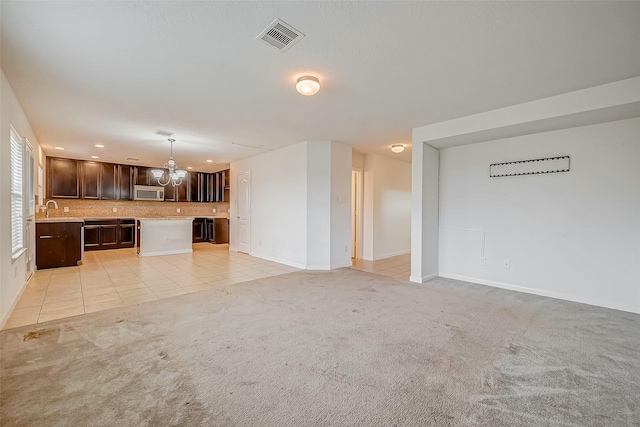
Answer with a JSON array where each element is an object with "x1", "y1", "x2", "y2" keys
[
  {"x1": 101, "y1": 163, "x2": 118, "y2": 200},
  {"x1": 48, "y1": 157, "x2": 80, "y2": 198},
  {"x1": 81, "y1": 161, "x2": 101, "y2": 199},
  {"x1": 192, "y1": 218, "x2": 207, "y2": 243},
  {"x1": 118, "y1": 165, "x2": 134, "y2": 200},
  {"x1": 188, "y1": 172, "x2": 200, "y2": 202},
  {"x1": 84, "y1": 219, "x2": 135, "y2": 251},
  {"x1": 119, "y1": 220, "x2": 135, "y2": 247},
  {"x1": 36, "y1": 222, "x2": 83, "y2": 269},
  {"x1": 81, "y1": 161, "x2": 118, "y2": 200},
  {"x1": 134, "y1": 166, "x2": 151, "y2": 186}
]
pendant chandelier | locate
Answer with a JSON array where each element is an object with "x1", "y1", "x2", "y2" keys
[{"x1": 151, "y1": 138, "x2": 187, "y2": 187}]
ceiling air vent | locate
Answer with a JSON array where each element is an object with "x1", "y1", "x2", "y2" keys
[
  {"x1": 256, "y1": 19, "x2": 304, "y2": 52},
  {"x1": 155, "y1": 130, "x2": 174, "y2": 137}
]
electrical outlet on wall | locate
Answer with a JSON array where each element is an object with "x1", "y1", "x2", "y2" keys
[
  {"x1": 112, "y1": 207, "x2": 117, "y2": 213},
  {"x1": 176, "y1": 208, "x2": 181, "y2": 213},
  {"x1": 63, "y1": 207, "x2": 69, "y2": 213},
  {"x1": 212, "y1": 208, "x2": 216, "y2": 213},
  {"x1": 503, "y1": 259, "x2": 511, "y2": 269}
]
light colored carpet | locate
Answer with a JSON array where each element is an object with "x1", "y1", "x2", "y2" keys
[{"x1": 1, "y1": 269, "x2": 638, "y2": 426}]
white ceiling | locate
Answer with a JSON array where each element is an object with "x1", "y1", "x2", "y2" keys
[{"x1": 2, "y1": 1, "x2": 640, "y2": 170}]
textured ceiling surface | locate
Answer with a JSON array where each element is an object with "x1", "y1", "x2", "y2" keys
[{"x1": 2, "y1": 1, "x2": 640, "y2": 168}]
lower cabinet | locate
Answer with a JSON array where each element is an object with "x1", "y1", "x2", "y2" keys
[
  {"x1": 84, "y1": 219, "x2": 136, "y2": 251},
  {"x1": 193, "y1": 218, "x2": 228, "y2": 243},
  {"x1": 36, "y1": 222, "x2": 83, "y2": 269},
  {"x1": 193, "y1": 218, "x2": 207, "y2": 243}
]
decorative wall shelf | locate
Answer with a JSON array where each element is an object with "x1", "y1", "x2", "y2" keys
[{"x1": 490, "y1": 156, "x2": 570, "y2": 178}]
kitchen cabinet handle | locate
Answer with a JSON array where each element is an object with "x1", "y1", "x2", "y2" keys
[{"x1": 39, "y1": 235, "x2": 53, "y2": 239}]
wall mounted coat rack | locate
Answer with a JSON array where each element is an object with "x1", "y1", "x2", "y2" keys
[{"x1": 490, "y1": 156, "x2": 570, "y2": 178}]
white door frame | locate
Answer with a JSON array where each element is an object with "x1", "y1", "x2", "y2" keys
[
  {"x1": 351, "y1": 168, "x2": 363, "y2": 259},
  {"x1": 237, "y1": 171, "x2": 251, "y2": 254}
]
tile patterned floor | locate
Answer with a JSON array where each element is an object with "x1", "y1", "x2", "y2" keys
[
  {"x1": 350, "y1": 253, "x2": 411, "y2": 279},
  {"x1": 2, "y1": 243, "x2": 299, "y2": 330},
  {"x1": 3, "y1": 248, "x2": 411, "y2": 330}
]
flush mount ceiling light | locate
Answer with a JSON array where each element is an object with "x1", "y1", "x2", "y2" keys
[
  {"x1": 296, "y1": 75, "x2": 320, "y2": 96},
  {"x1": 95, "y1": 144, "x2": 104, "y2": 148},
  {"x1": 391, "y1": 144, "x2": 405, "y2": 153},
  {"x1": 151, "y1": 138, "x2": 187, "y2": 187},
  {"x1": 91, "y1": 156, "x2": 99, "y2": 159},
  {"x1": 55, "y1": 147, "x2": 64, "y2": 150}
]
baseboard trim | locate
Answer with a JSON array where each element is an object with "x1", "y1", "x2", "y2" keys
[
  {"x1": 140, "y1": 249, "x2": 193, "y2": 257},
  {"x1": 250, "y1": 253, "x2": 306, "y2": 270},
  {"x1": 362, "y1": 249, "x2": 410, "y2": 262},
  {"x1": 439, "y1": 272, "x2": 640, "y2": 314},
  {"x1": 409, "y1": 273, "x2": 438, "y2": 283},
  {"x1": 330, "y1": 262, "x2": 353, "y2": 270}
]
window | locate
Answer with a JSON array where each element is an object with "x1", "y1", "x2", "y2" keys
[{"x1": 10, "y1": 127, "x2": 24, "y2": 256}]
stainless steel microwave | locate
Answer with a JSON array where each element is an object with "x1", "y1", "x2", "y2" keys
[{"x1": 133, "y1": 185, "x2": 164, "y2": 201}]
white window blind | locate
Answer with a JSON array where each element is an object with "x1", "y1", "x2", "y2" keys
[{"x1": 10, "y1": 128, "x2": 24, "y2": 255}]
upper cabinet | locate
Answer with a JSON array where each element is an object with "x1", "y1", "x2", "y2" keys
[
  {"x1": 48, "y1": 157, "x2": 80, "y2": 198},
  {"x1": 81, "y1": 161, "x2": 101, "y2": 199},
  {"x1": 47, "y1": 156, "x2": 228, "y2": 203}
]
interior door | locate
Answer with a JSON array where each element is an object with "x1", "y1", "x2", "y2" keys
[{"x1": 237, "y1": 172, "x2": 251, "y2": 254}]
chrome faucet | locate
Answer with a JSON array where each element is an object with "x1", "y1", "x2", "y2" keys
[{"x1": 45, "y1": 200, "x2": 58, "y2": 218}]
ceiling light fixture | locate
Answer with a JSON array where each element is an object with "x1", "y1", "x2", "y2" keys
[
  {"x1": 391, "y1": 144, "x2": 405, "y2": 153},
  {"x1": 296, "y1": 75, "x2": 320, "y2": 96},
  {"x1": 206, "y1": 160, "x2": 213, "y2": 163},
  {"x1": 55, "y1": 147, "x2": 64, "y2": 150},
  {"x1": 95, "y1": 144, "x2": 104, "y2": 148},
  {"x1": 151, "y1": 138, "x2": 187, "y2": 187},
  {"x1": 187, "y1": 166, "x2": 193, "y2": 170},
  {"x1": 91, "y1": 156, "x2": 99, "y2": 159}
]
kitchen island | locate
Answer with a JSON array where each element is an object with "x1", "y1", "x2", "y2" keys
[{"x1": 137, "y1": 217, "x2": 194, "y2": 257}]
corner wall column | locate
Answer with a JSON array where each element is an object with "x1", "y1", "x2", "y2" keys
[{"x1": 410, "y1": 140, "x2": 439, "y2": 283}]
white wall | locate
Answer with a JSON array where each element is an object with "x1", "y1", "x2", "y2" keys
[
  {"x1": 438, "y1": 118, "x2": 640, "y2": 313},
  {"x1": 230, "y1": 140, "x2": 352, "y2": 270},
  {"x1": 1, "y1": 69, "x2": 44, "y2": 326},
  {"x1": 362, "y1": 153, "x2": 412, "y2": 261},
  {"x1": 230, "y1": 143, "x2": 308, "y2": 268},
  {"x1": 329, "y1": 142, "x2": 353, "y2": 269},
  {"x1": 306, "y1": 142, "x2": 331, "y2": 269}
]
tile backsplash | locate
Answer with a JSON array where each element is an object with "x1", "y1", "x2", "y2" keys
[{"x1": 37, "y1": 199, "x2": 230, "y2": 219}]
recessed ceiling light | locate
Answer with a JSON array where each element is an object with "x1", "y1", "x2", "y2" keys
[
  {"x1": 391, "y1": 144, "x2": 404, "y2": 153},
  {"x1": 296, "y1": 75, "x2": 320, "y2": 96},
  {"x1": 55, "y1": 147, "x2": 64, "y2": 150},
  {"x1": 91, "y1": 156, "x2": 99, "y2": 159},
  {"x1": 95, "y1": 144, "x2": 104, "y2": 148},
  {"x1": 187, "y1": 166, "x2": 193, "y2": 170},
  {"x1": 206, "y1": 160, "x2": 213, "y2": 163}
]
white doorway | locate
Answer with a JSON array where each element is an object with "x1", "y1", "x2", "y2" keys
[
  {"x1": 351, "y1": 169, "x2": 363, "y2": 259},
  {"x1": 237, "y1": 172, "x2": 251, "y2": 254}
]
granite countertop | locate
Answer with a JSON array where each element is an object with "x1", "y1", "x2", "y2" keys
[
  {"x1": 37, "y1": 214, "x2": 229, "y2": 223},
  {"x1": 137, "y1": 217, "x2": 195, "y2": 221},
  {"x1": 36, "y1": 217, "x2": 85, "y2": 223}
]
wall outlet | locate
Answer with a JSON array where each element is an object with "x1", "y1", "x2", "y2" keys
[
  {"x1": 176, "y1": 208, "x2": 181, "y2": 213},
  {"x1": 503, "y1": 259, "x2": 511, "y2": 270},
  {"x1": 212, "y1": 208, "x2": 216, "y2": 213},
  {"x1": 112, "y1": 207, "x2": 117, "y2": 213},
  {"x1": 63, "y1": 207, "x2": 69, "y2": 213},
  {"x1": 480, "y1": 257, "x2": 486, "y2": 266}
]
